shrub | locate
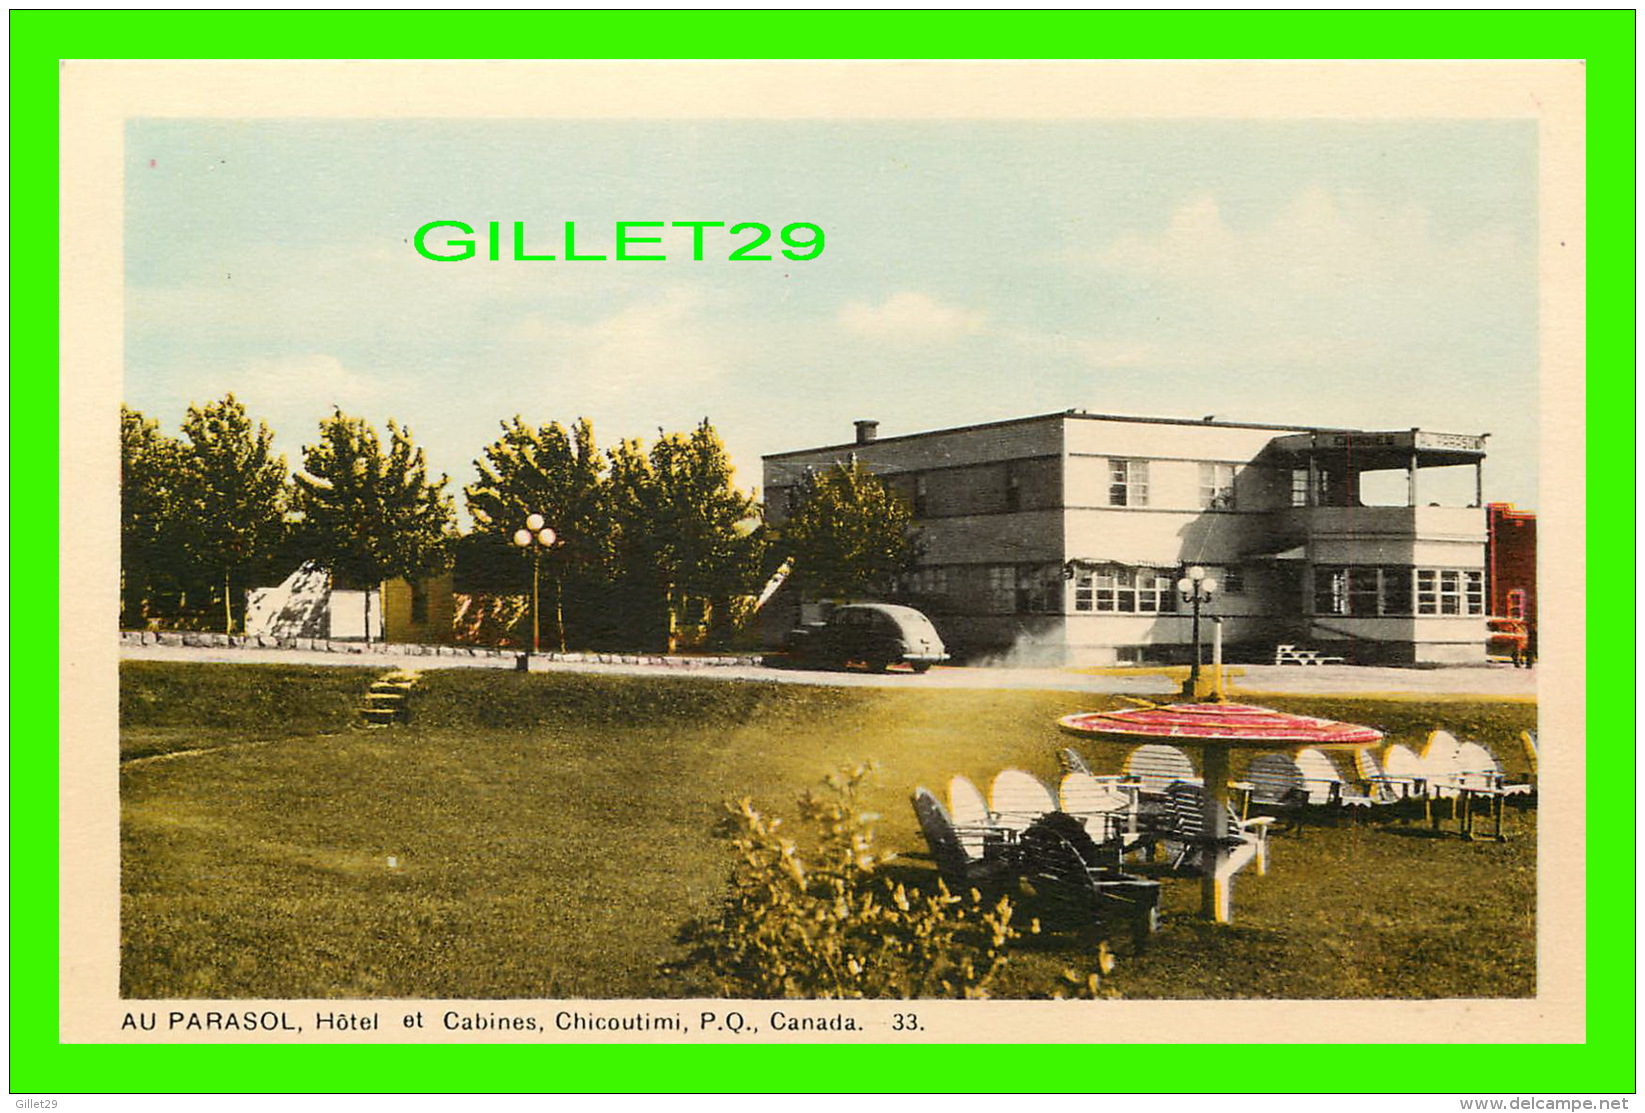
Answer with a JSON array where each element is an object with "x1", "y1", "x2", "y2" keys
[{"x1": 666, "y1": 764, "x2": 1113, "y2": 999}]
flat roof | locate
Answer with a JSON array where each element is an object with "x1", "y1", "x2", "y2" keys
[{"x1": 762, "y1": 409, "x2": 1351, "y2": 462}]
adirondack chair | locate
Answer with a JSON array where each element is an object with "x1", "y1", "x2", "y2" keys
[
  {"x1": 1448, "y1": 741, "x2": 1534, "y2": 840},
  {"x1": 947, "y1": 774, "x2": 1011, "y2": 861},
  {"x1": 1380, "y1": 743, "x2": 1447, "y2": 825},
  {"x1": 988, "y1": 769, "x2": 1058, "y2": 836},
  {"x1": 1123, "y1": 744, "x2": 1201, "y2": 797},
  {"x1": 1236, "y1": 751, "x2": 1311, "y2": 827},
  {"x1": 1353, "y1": 747, "x2": 1415, "y2": 806},
  {"x1": 1420, "y1": 730, "x2": 1467, "y2": 798},
  {"x1": 1293, "y1": 748, "x2": 1375, "y2": 809},
  {"x1": 1058, "y1": 771, "x2": 1142, "y2": 847},
  {"x1": 1161, "y1": 781, "x2": 1273, "y2": 877},
  {"x1": 910, "y1": 788, "x2": 1015, "y2": 896},
  {"x1": 1016, "y1": 811, "x2": 1161, "y2": 948}
]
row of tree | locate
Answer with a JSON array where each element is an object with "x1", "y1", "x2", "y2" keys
[{"x1": 120, "y1": 395, "x2": 917, "y2": 650}]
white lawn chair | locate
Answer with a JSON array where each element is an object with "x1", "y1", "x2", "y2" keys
[
  {"x1": 988, "y1": 769, "x2": 1057, "y2": 836},
  {"x1": 948, "y1": 774, "x2": 1005, "y2": 861},
  {"x1": 1058, "y1": 771, "x2": 1140, "y2": 846},
  {"x1": 1449, "y1": 741, "x2": 1534, "y2": 840},
  {"x1": 1293, "y1": 748, "x2": 1374, "y2": 809},
  {"x1": 1123, "y1": 744, "x2": 1200, "y2": 797},
  {"x1": 1162, "y1": 781, "x2": 1273, "y2": 878}
]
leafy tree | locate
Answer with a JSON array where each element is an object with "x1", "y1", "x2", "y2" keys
[
  {"x1": 776, "y1": 460, "x2": 917, "y2": 600},
  {"x1": 120, "y1": 405, "x2": 188, "y2": 627},
  {"x1": 464, "y1": 417, "x2": 607, "y2": 647},
  {"x1": 607, "y1": 420, "x2": 761, "y2": 649},
  {"x1": 174, "y1": 395, "x2": 290, "y2": 633},
  {"x1": 291, "y1": 410, "x2": 455, "y2": 642}
]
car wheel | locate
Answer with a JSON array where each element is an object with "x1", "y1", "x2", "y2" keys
[{"x1": 910, "y1": 661, "x2": 932, "y2": 674}]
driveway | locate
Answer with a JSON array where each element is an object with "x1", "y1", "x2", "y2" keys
[{"x1": 119, "y1": 642, "x2": 1538, "y2": 699}]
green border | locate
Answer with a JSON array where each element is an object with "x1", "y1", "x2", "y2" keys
[{"x1": 12, "y1": 9, "x2": 1635, "y2": 1096}]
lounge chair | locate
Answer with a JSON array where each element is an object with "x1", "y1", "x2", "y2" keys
[
  {"x1": 1017, "y1": 811, "x2": 1161, "y2": 947},
  {"x1": 910, "y1": 787, "x2": 1015, "y2": 896},
  {"x1": 1161, "y1": 780, "x2": 1273, "y2": 877},
  {"x1": 1353, "y1": 747, "x2": 1416, "y2": 806},
  {"x1": 1293, "y1": 748, "x2": 1375, "y2": 809},
  {"x1": 1058, "y1": 771, "x2": 1141, "y2": 848},
  {"x1": 1448, "y1": 741, "x2": 1534, "y2": 840},
  {"x1": 988, "y1": 769, "x2": 1058, "y2": 836},
  {"x1": 947, "y1": 774, "x2": 1007, "y2": 860},
  {"x1": 1122, "y1": 744, "x2": 1200, "y2": 798}
]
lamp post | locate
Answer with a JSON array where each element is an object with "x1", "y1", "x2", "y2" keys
[
  {"x1": 1177, "y1": 565, "x2": 1218, "y2": 699},
  {"x1": 512, "y1": 514, "x2": 560, "y2": 661}
]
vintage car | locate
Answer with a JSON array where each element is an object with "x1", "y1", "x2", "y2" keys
[
  {"x1": 785, "y1": 603, "x2": 949, "y2": 673},
  {"x1": 1486, "y1": 616, "x2": 1530, "y2": 660}
]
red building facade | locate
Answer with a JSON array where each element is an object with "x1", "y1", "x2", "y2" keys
[{"x1": 1486, "y1": 501, "x2": 1537, "y2": 633}]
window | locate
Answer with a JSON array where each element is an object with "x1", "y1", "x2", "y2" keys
[
  {"x1": 1506, "y1": 588, "x2": 1527, "y2": 619},
  {"x1": 1074, "y1": 570, "x2": 1095, "y2": 612},
  {"x1": 1109, "y1": 459, "x2": 1149, "y2": 507},
  {"x1": 1199, "y1": 463, "x2": 1237, "y2": 509},
  {"x1": 908, "y1": 566, "x2": 948, "y2": 596},
  {"x1": 1004, "y1": 464, "x2": 1022, "y2": 512},
  {"x1": 410, "y1": 580, "x2": 429, "y2": 624},
  {"x1": 1291, "y1": 469, "x2": 1310, "y2": 507},
  {"x1": 1321, "y1": 566, "x2": 1482, "y2": 616},
  {"x1": 1093, "y1": 566, "x2": 1177, "y2": 613},
  {"x1": 1221, "y1": 566, "x2": 1245, "y2": 595},
  {"x1": 1314, "y1": 567, "x2": 1349, "y2": 616},
  {"x1": 912, "y1": 474, "x2": 929, "y2": 516}
]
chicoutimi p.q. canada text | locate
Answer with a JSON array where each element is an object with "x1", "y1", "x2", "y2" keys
[{"x1": 413, "y1": 220, "x2": 826, "y2": 262}]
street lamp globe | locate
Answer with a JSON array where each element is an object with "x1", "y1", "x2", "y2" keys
[
  {"x1": 513, "y1": 528, "x2": 532, "y2": 548},
  {"x1": 1202, "y1": 578, "x2": 1218, "y2": 595},
  {"x1": 537, "y1": 527, "x2": 557, "y2": 547},
  {"x1": 1188, "y1": 565, "x2": 1207, "y2": 582},
  {"x1": 526, "y1": 513, "x2": 545, "y2": 531},
  {"x1": 1177, "y1": 576, "x2": 1193, "y2": 594}
]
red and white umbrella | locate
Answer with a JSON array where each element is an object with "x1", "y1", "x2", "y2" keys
[{"x1": 1060, "y1": 702, "x2": 1383, "y2": 922}]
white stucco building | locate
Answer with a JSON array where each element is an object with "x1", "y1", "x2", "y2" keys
[{"x1": 763, "y1": 412, "x2": 1491, "y2": 665}]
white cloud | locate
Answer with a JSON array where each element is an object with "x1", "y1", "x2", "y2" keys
[
  {"x1": 231, "y1": 353, "x2": 376, "y2": 413},
  {"x1": 520, "y1": 286, "x2": 730, "y2": 393},
  {"x1": 838, "y1": 292, "x2": 986, "y2": 344},
  {"x1": 1102, "y1": 187, "x2": 1527, "y2": 302}
]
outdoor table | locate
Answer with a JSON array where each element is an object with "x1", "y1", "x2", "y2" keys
[{"x1": 1058, "y1": 702, "x2": 1383, "y2": 924}]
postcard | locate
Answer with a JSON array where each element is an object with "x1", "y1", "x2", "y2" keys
[{"x1": 60, "y1": 57, "x2": 1585, "y2": 1053}]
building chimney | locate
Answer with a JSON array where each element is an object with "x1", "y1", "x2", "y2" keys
[{"x1": 854, "y1": 419, "x2": 879, "y2": 445}]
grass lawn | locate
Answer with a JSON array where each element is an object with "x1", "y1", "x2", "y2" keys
[{"x1": 120, "y1": 661, "x2": 1537, "y2": 1000}]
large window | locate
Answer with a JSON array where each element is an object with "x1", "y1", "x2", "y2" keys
[
  {"x1": 1199, "y1": 463, "x2": 1237, "y2": 509},
  {"x1": 1109, "y1": 459, "x2": 1149, "y2": 507},
  {"x1": 1087, "y1": 566, "x2": 1177, "y2": 613},
  {"x1": 1317, "y1": 566, "x2": 1483, "y2": 616},
  {"x1": 908, "y1": 566, "x2": 948, "y2": 597}
]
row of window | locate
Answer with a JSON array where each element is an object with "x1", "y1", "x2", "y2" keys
[
  {"x1": 903, "y1": 563, "x2": 1246, "y2": 615},
  {"x1": 1110, "y1": 461, "x2": 1238, "y2": 510},
  {"x1": 1313, "y1": 566, "x2": 1486, "y2": 617}
]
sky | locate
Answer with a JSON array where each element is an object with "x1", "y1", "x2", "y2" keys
[{"x1": 125, "y1": 118, "x2": 1540, "y2": 521}]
